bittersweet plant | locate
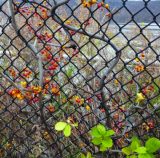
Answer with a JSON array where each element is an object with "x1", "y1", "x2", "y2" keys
[
  {"x1": 122, "y1": 137, "x2": 160, "y2": 158},
  {"x1": 90, "y1": 124, "x2": 115, "y2": 152}
]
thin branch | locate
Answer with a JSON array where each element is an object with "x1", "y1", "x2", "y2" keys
[
  {"x1": 38, "y1": 55, "x2": 58, "y2": 149},
  {"x1": 8, "y1": 1, "x2": 63, "y2": 155},
  {"x1": 8, "y1": 0, "x2": 38, "y2": 59},
  {"x1": 51, "y1": 0, "x2": 118, "y2": 52},
  {"x1": 51, "y1": 0, "x2": 121, "y2": 128},
  {"x1": 30, "y1": 1, "x2": 51, "y2": 10},
  {"x1": 109, "y1": 149, "x2": 122, "y2": 153},
  {"x1": 67, "y1": 86, "x2": 95, "y2": 96},
  {"x1": 99, "y1": 52, "x2": 121, "y2": 128}
]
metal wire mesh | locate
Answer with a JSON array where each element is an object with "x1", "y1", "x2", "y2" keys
[{"x1": 0, "y1": 0, "x2": 160, "y2": 157}]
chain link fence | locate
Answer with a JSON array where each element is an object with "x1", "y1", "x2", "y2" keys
[{"x1": 0, "y1": 0, "x2": 160, "y2": 157}]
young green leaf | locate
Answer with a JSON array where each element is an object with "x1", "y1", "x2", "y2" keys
[
  {"x1": 63, "y1": 124, "x2": 71, "y2": 137},
  {"x1": 86, "y1": 152, "x2": 92, "y2": 158},
  {"x1": 55, "y1": 122, "x2": 67, "y2": 131},
  {"x1": 80, "y1": 152, "x2": 93, "y2": 158},
  {"x1": 90, "y1": 127, "x2": 101, "y2": 138},
  {"x1": 145, "y1": 137, "x2": 160, "y2": 153},
  {"x1": 92, "y1": 137, "x2": 102, "y2": 145},
  {"x1": 138, "y1": 153, "x2": 155, "y2": 158},
  {"x1": 131, "y1": 137, "x2": 141, "y2": 151},
  {"x1": 135, "y1": 147, "x2": 147, "y2": 154},
  {"x1": 90, "y1": 125, "x2": 114, "y2": 152},
  {"x1": 97, "y1": 124, "x2": 106, "y2": 135},
  {"x1": 105, "y1": 130, "x2": 115, "y2": 137},
  {"x1": 80, "y1": 153, "x2": 86, "y2": 158},
  {"x1": 71, "y1": 122, "x2": 78, "y2": 127},
  {"x1": 127, "y1": 155, "x2": 137, "y2": 158},
  {"x1": 102, "y1": 137, "x2": 113, "y2": 148},
  {"x1": 66, "y1": 67, "x2": 73, "y2": 78},
  {"x1": 100, "y1": 144, "x2": 107, "y2": 152},
  {"x1": 122, "y1": 146, "x2": 132, "y2": 155}
]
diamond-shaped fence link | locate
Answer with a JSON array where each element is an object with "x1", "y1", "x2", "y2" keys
[{"x1": 0, "y1": 0, "x2": 160, "y2": 157}]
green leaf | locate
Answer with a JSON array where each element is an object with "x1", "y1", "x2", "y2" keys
[
  {"x1": 145, "y1": 137, "x2": 160, "y2": 153},
  {"x1": 66, "y1": 67, "x2": 73, "y2": 78},
  {"x1": 86, "y1": 152, "x2": 92, "y2": 158},
  {"x1": 135, "y1": 147, "x2": 147, "y2": 154},
  {"x1": 105, "y1": 130, "x2": 115, "y2": 137},
  {"x1": 102, "y1": 137, "x2": 113, "y2": 148},
  {"x1": 138, "y1": 153, "x2": 155, "y2": 158},
  {"x1": 55, "y1": 122, "x2": 67, "y2": 131},
  {"x1": 63, "y1": 124, "x2": 71, "y2": 137},
  {"x1": 100, "y1": 144, "x2": 107, "y2": 151},
  {"x1": 131, "y1": 137, "x2": 141, "y2": 151},
  {"x1": 81, "y1": 153, "x2": 86, "y2": 158},
  {"x1": 127, "y1": 155, "x2": 137, "y2": 158},
  {"x1": 122, "y1": 146, "x2": 132, "y2": 155},
  {"x1": 92, "y1": 137, "x2": 102, "y2": 145},
  {"x1": 71, "y1": 122, "x2": 78, "y2": 127},
  {"x1": 97, "y1": 124, "x2": 106, "y2": 135},
  {"x1": 90, "y1": 127, "x2": 101, "y2": 138}
]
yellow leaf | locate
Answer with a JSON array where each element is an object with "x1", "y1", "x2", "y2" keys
[{"x1": 136, "y1": 93, "x2": 145, "y2": 103}]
